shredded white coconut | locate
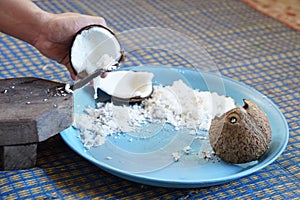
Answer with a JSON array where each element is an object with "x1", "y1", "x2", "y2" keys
[
  {"x1": 183, "y1": 146, "x2": 191, "y2": 154},
  {"x1": 73, "y1": 79, "x2": 236, "y2": 149},
  {"x1": 172, "y1": 152, "x2": 181, "y2": 162},
  {"x1": 64, "y1": 84, "x2": 73, "y2": 94}
]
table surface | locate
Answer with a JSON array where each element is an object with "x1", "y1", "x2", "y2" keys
[{"x1": 1, "y1": 0, "x2": 299, "y2": 199}]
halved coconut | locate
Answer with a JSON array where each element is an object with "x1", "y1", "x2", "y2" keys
[
  {"x1": 70, "y1": 24, "x2": 124, "y2": 77},
  {"x1": 94, "y1": 71, "x2": 154, "y2": 104}
]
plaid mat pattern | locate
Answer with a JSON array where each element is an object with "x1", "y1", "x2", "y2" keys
[{"x1": 1, "y1": 0, "x2": 300, "y2": 199}]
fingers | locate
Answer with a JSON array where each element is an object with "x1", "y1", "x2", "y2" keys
[
  {"x1": 60, "y1": 55, "x2": 77, "y2": 80},
  {"x1": 53, "y1": 13, "x2": 108, "y2": 80},
  {"x1": 75, "y1": 14, "x2": 107, "y2": 31},
  {"x1": 100, "y1": 72, "x2": 108, "y2": 78},
  {"x1": 63, "y1": 14, "x2": 107, "y2": 80},
  {"x1": 67, "y1": 66, "x2": 77, "y2": 81}
]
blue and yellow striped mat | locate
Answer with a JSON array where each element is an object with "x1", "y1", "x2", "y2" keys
[{"x1": 1, "y1": 0, "x2": 299, "y2": 199}]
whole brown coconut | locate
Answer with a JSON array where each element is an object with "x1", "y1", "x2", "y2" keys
[{"x1": 209, "y1": 99, "x2": 271, "y2": 164}]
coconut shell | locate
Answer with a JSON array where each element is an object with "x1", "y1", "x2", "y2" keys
[
  {"x1": 209, "y1": 99, "x2": 271, "y2": 164},
  {"x1": 69, "y1": 24, "x2": 124, "y2": 76}
]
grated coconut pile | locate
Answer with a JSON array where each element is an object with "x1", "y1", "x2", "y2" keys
[{"x1": 73, "y1": 80, "x2": 236, "y2": 149}]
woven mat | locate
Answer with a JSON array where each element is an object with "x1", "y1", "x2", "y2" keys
[
  {"x1": 241, "y1": 0, "x2": 300, "y2": 32},
  {"x1": 1, "y1": 0, "x2": 300, "y2": 199}
]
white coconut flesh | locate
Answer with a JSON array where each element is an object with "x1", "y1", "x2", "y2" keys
[
  {"x1": 94, "y1": 71, "x2": 154, "y2": 100},
  {"x1": 70, "y1": 25, "x2": 122, "y2": 76}
]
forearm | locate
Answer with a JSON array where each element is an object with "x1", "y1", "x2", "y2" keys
[
  {"x1": 1, "y1": 0, "x2": 106, "y2": 80},
  {"x1": 0, "y1": 0, "x2": 51, "y2": 46}
]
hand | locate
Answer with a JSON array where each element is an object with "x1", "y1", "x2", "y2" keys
[{"x1": 34, "y1": 13, "x2": 107, "y2": 80}]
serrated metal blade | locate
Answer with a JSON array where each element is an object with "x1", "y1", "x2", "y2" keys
[{"x1": 70, "y1": 68, "x2": 107, "y2": 90}]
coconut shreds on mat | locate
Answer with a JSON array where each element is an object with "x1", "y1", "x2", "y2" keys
[{"x1": 73, "y1": 80, "x2": 236, "y2": 149}]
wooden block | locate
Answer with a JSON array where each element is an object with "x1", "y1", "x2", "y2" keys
[
  {"x1": 0, "y1": 77, "x2": 74, "y2": 170},
  {"x1": 0, "y1": 77, "x2": 73, "y2": 146},
  {"x1": 0, "y1": 144, "x2": 37, "y2": 170}
]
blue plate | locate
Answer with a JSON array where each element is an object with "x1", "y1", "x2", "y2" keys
[{"x1": 60, "y1": 66, "x2": 289, "y2": 188}]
